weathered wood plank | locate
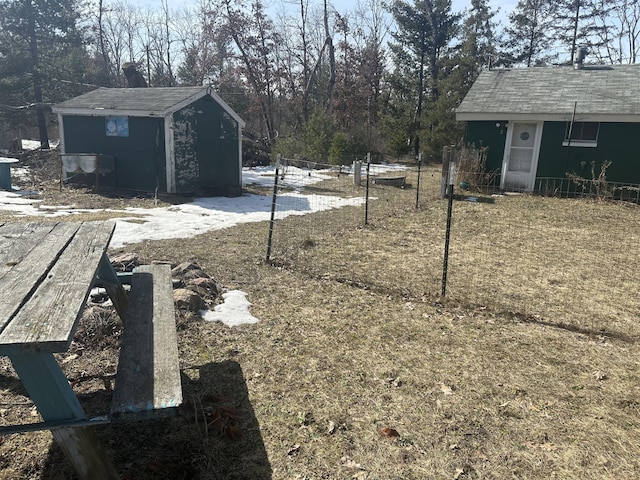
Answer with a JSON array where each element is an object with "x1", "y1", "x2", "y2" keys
[
  {"x1": 0, "y1": 221, "x2": 116, "y2": 352},
  {"x1": 0, "y1": 222, "x2": 58, "y2": 279},
  {"x1": 96, "y1": 255, "x2": 128, "y2": 321},
  {"x1": 111, "y1": 264, "x2": 182, "y2": 421},
  {"x1": 52, "y1": 427, "x2": 119, "y2": 480},
  {"x1": 0, "y1": 222, "x2": 81, "y2": 335}
]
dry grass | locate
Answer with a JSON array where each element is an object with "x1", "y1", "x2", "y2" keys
[{"x1": 0, "y1": 157, "x2": 639, "y2": 479}]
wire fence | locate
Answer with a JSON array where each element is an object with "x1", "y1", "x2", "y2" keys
[
  {"x1": 264, "y1": 156, "x2": 442, "y2": 265},
  {"x1": 262, "y1": 155, "x2": 640, "y2": 335}
]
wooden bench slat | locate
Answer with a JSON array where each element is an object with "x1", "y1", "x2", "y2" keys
[
  {"x1": 0, "y1": 222, "x2": 115, "y2": 352},
  {"x1": 111, "y1": 264, "x2": 182, "y2": 421}
]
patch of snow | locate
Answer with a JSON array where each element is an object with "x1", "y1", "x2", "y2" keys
[
  {"x1": 200, "y1": 290, "x2": 259, "y2": 327},
  {"x1": 21, "y1": 139, "x2": 60, "y2": 150},
  {"x1": 0, "y1": 164, "x2": 395, "y2": 246}
]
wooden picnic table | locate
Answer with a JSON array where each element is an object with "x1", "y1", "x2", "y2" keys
[{"x1": 0, "y1": 221, "x2": 127, "y2": 479}]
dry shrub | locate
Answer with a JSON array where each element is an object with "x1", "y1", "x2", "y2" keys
[
  {"x1": 566, "y1": 159, "x2": 613, "y2": 201},
  {"x1": 455, "y1": 145, "x2": 497, "y2": 192}
]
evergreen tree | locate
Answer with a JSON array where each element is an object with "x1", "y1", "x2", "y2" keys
[
  {"x1": 553, "y1": 0, "x2": 609, "y2": 64},
  {"x1": 502, "y1": 0, "x2": 558, "y2": 67},
  {"x1": 420, "y1": 0, "x2": 498, "y2": 154},
  {"x1": 388, "y1": 0, "x2": 459, "y2": 157},
  {"x1": 0, "y1": 0, "x2": 87, "y2": 147}
]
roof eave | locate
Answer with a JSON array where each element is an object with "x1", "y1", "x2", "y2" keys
[
  {"x1": 456, "y1": 112, "x2": 640, "y2": 123},
  {"x1": 52, "y1": 87, "x2": 246, "y2": 127},
  {"x1": 51, "y1": 106, "x2": 167, "y2": 117}
]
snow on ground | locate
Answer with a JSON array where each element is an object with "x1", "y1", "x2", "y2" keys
[
  {"x1": 0, "y1": 163, "x2": 405, "y2": 248},
  {"x1": 200, "y1": 290, "x2": 259, "y2": 327},
  {"x1": 0, "y1": 161, "x2": 405, "y2": 327}
]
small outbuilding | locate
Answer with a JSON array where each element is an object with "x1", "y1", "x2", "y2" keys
[
  {"x1": 53, "y1": 87, "x2": 245, "y2": 195},
  {"x1": 456, "y1": 62, "x2": 640, "y2": 192}
]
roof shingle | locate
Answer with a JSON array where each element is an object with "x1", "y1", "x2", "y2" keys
[{"x1": 457, "y1": 64, "x2": 640, "y2": 121}]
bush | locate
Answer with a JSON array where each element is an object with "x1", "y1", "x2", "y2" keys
[{"x1": 303, "y1": 109, "x2": 335, "y2": 163}]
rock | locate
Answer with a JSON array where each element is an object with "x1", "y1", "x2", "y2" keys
[
  {"x1": 171, "y1": 262, "x2": 202, "y2": 277},
  {"x1": 173, "y1": 288, "x2": 203, "y2": 311},
  {"x1": 187, "y1": 276, "x2": 222, "y2": 297},
  {"x1": 109, "y1": 252, "x2": 140, "y2": 272},
  {"x1": 183, "y1": 268, "x2": 208, "y2": 281}
]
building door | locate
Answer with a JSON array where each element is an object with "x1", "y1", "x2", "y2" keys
[{"x1": 501, "y1": 122, "x2": 543, "y2": 192}]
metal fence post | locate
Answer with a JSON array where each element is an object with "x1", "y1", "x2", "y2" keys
[
  {"x1": 365, "y1": 152, "x2": 371, "y2": 225},
  {"x1": 266, "y1": 154, "x2": 281, "y2": 262},
  {"x1": 415, "y1": 152, "x2": 422, "y2": 209},
  {"x1": 441, "y1": 181, "x2": 454, "y2": 297}
]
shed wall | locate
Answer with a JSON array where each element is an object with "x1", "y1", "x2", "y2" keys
[
  {"x1": 172, "y1": 96, "x2": 241, "y2": 194},
  {"x1": 62, "y1": 115, "x2": 167, "y2": 192},
  {"x1": 465, "y1": 120, "x2": 640, "y2": 185},
  {"x1": 538, "y1": 122, "x2": 640, "y2": 183},
  {"x1": 464, "y1": 121, "x2": 507, "y2": 173}
]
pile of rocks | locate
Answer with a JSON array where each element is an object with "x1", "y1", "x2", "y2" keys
[{"x1": 108, "y1": 253, "x2": 223, "y2": 316}]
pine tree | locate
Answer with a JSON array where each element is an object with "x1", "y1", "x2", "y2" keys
[
  {"x1": 388, "y1": 0, "x2": 459, "y2": 157},
  {"x1": 420, "y1": 0, "x2": 498, "y2": 154},
  {"x1": 0, "y1": 0, "x2": 87, "y2": 147},
  {"x1": 502, "y1": 0, "x2": 558, "y2": 67},
  {"x1": 553, "y1": 0, "x2": 609, "y2": 64}
]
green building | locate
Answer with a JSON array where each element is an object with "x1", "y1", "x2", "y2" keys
[
  {"x1": 456, "y1": 62, "x2": 640, "y2": 193},
  {"x1": 53, "y1": 87, "x2": 245, "y2": 195}
]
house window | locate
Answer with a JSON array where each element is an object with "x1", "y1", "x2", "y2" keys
[{"x1": 563, "y1": 121, "x2": 599, "y2": 147}]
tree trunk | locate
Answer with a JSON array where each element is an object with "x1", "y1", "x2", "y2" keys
[
  {"x1": 26, "y1": 2, "x2": 49, "y2": 149},
  {"x1": 324, "y1": 0, "x2": 336, "y2": 114}
]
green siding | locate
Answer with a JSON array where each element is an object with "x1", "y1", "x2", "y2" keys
[
  {"x1": 172, "y1": 97, "x2": 240, "y2": 194},
  {"x1": 465, "y1": 120, "x2": 640, "y2": 185},
  {"x1": 63, "y1": 115, "x2": 166, "y2": 192},
  {"x1": 464, "y1": 121, "x2": 507, "y2": 174},
  {"x1": 193, "y1": 97, "x2": 240, "y2": 192},
  {"x1": 539, "y1": 122, "x2": 640, "y2": 183}
]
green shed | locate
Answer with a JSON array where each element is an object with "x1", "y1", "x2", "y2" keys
[
  {"x1": 456, "y1": 63, "x2": 640, "y2": 193},
  {"x1": 53, "y1": 86, "x2": 245, "y2": 195}
]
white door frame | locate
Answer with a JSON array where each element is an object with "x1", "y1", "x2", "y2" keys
[{"x1": 500, "y1": 121, "x2": 544, "y2": 192}]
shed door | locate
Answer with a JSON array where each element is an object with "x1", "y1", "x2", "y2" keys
[{"x1": 501, "y1": 122, "x2": 542, "y2": 192}]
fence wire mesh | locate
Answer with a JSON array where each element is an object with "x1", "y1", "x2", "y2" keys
[
  {"x1": 262, "y1": 156, "x2": 639, "y2": 336},
  {"x1": 445, "y1": 191, "x2": 640, "y2": 336},
  {"x1": 264, "y1": 157, "x2": 444, "y2": 295}
]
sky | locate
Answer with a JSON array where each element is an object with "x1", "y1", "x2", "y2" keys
[
  {"x1": 0, "y1": 157, "x2": 404, "y2": 328},
  {"x1": 138, "y1": 0, "x2": 518, "y2": 28}
]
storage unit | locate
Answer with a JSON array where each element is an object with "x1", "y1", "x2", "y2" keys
[{"x1": 53, "y1": 87, "x2": 245, "y2": 195}]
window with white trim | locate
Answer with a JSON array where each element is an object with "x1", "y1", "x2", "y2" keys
[{"x1": 563, "y1": 121, "x2": 599, "y2": 147}]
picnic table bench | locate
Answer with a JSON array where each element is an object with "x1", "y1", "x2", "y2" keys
[{"x1": 0, "y1": 221, "x2": 182, "y2": 479}]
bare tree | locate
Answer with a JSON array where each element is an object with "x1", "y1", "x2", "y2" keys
[
  {"x1": 588, "y1": 0, "x2": 640, "y2": 63},
  {"x1": 222, "y1": 0, "x2": 279, "y2": 142},
  {"x1": 175, "y1": 0, "x2": 234, "y2": 86}
]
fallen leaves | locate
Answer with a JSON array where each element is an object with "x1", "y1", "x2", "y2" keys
[
  {"x1": 341, "y1": 456, "x2": 368, "y2": 479},
  {"x1": 593, "y1": 370, "x2": 608, "y2": 381},
  {"x1": 386, "y1": 376, "x2": 402, "y2": 388},
  {"x1": 184, "y1": 395, "x2": 242, "y2": 440},
  {"x1": 327, "y1": 420, "x2": 337, "y2": 435},
  {"x1": 377, "y1": 426, "x2": 400, "y2": 439}
]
